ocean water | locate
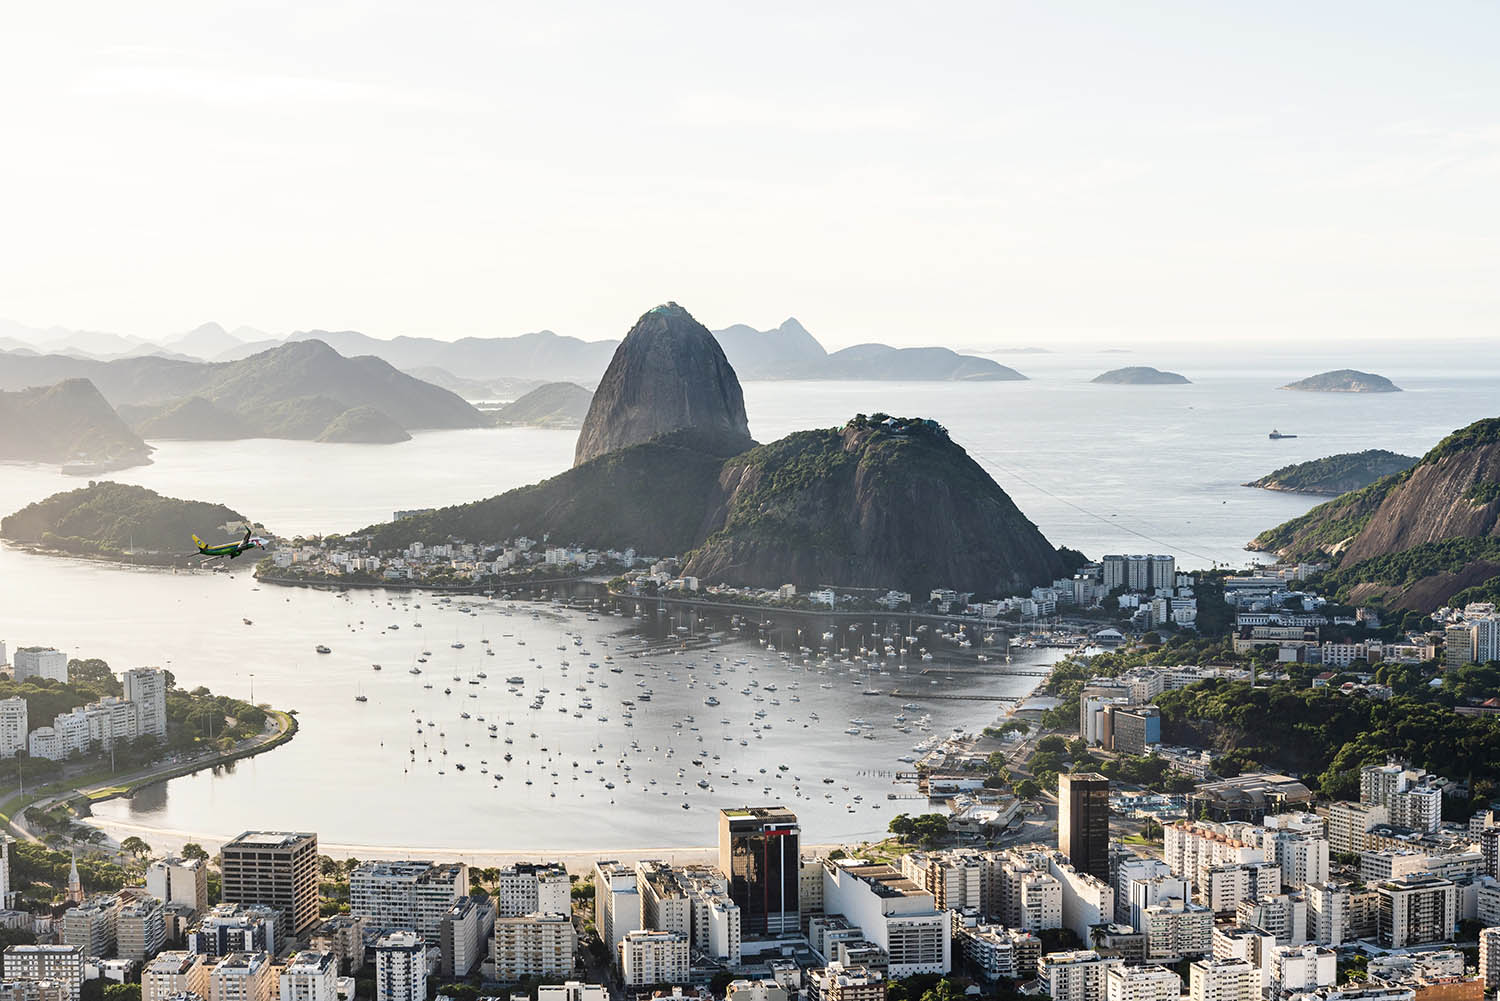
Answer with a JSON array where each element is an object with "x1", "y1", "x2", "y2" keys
[{"x1": 2, "y1": 339, "x2": 1497, "y2": 850}]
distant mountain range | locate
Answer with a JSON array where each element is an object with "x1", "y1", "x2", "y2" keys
[
  {"x1": 0, "y1": 316, "x2": 1026, "y2": 389},
  {"x1": 0, "y1": 340, "x2": 483, "y2": 444}
]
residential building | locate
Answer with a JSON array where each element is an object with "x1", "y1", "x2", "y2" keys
[
  {"x1": 1038, "y1": 950, "x2": 1121, "y2": 1001},
  {"x1": 1188, "y1": 958, "x2": 1258, "y2": 1001},
  {"x1": 619, "y1": 930, "x2": 688, "y2": 989},
  {"x1": 954, "y1": 925, "x2": 1039, "y2": 982},
  {"x1": 813, "y1": 963, "x2": 886, "y2": 1001},
  {"x1": 0, "y1": 700, "x2": 27, "y2": 758},
  {"x1": 1108, "y1": 707, "x2": 1161, "y2": 756},
  {"x1": 438, "y1": 897, "x2": 493, "y2": 978},
  {"x1": 719, "y1": 807, "x2": 801, "y2": 937},
  {"x1": 142, "y1": 952, "x2": 209, "y2": 1001},
  {"x1": 636, "y1": 861, "x2": 693, "y2": 942},
  {"x1": 1378, "y1": 875, "x2": 1457, "y2": 949},
  {"x1": 495, "y1": 863, "x2": 569, "y2": 919},
  {"x1": 307, "y1": 917, "x2": 366, "y2": 976},
  {"x1": 1105, "y1": 964, "x2": 1180, "y2": 1001},
  {"x1": 186, "y1": 904, "x2": 279, "y2": 959},
  {"x1": 535, "y1": 985, "x2": 608, "y2": 1001},
  {"x1": 349, "y1": 861, "x2": 467, "y2": 939},
  {"x1": 3, "y1": 946, "x2": 84, "y2": 1001},
  {"x1": 1306, "y1": 884, "x2": 1351, "y2": 947},
  {"x1": 122, "y1": 668, "x2": 169, "y2": 740},
  {"x1": 820, "y1": 860, "x2": 950, "y2": 977},
  {"x1": 1142, "y1": 898, "x2": 1212, "y2": 961},
  {"x1": 1264, "y1": 829, "x2": 1330, "y2": 889},
  {"x1": 13, "y1": 649, "x2": 67, "y2": 683},
  {"x1": 1360, "y1": 762, "x2": 1443, "y2": 834},
  {"x1": 207, "y1": 953, "x2": 272, "y2": 1001},
  {"x1": 492, "y1": 913, "x2": 576, "y2": 981},
  {"x1": 277, "y1": 952, "x2": 337, "y2": 1001},
  {"x1": 1328, "y1": 802, "x2": 1390, "y2": 856},
  {"x1": 1047, "y1": 854, "x2": 1116, "y2": 943},
  {"x1": 61, "y1": 895, "x2": 119, "y2": 959},
  {"x1": 1270, "y1": 945, "x2": 1336, "y2": 994},
  {"x1": 219, "y1": 833, "x2": 319, "y2": 936},
  {"x1": 1236, "y1": 893, "x2": 1307, "y2": 946},
  {"x1": 372, "y1": 933, "x2": 425, "y2": 1001},
  {"x1": 1479, "y1": 927, "x2": 1500, "y2": 994},
  {"x1": 592, "y1": 861, "x2": 640, "y2": 958},
  {"x1": 117, "y1": 897, "x2": 167, "y2": 962},
  {"x1": 148, "y1": 859, "x2": 210, "y2": 915},
  {"x1": 1060, "y1": 774, "x2": 1111, "y2": 882},
  {"x1": 1019, "y1": 872, "x2": 1063, "y2": 932}
]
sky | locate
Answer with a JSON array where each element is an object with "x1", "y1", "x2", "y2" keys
[{"x1": 1, "y1": 2, "x2": 1497, "y2": 349}]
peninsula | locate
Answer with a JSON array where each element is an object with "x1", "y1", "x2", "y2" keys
[{"x1": 1244, "y1": 449, "x2": 1419, "y2": 496}]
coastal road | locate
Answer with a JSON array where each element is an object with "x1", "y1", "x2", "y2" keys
[{"x1": 7, "y1": 711, "x2": 293, "y2": 847}]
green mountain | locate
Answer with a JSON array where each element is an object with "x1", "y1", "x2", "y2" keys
[
  {"x1": 1244, "y1": 449, "x2": 1419, "y2": 496},
  {"x1": 126, "y1": 396, "x2": 253, "y2": 440},
  {"x1": 0, "y1": 340, "x2": 483, "y2": 442},
  {"x1": 1280, "y1": 369, "x2": 1401, "y2": 393},
  {"x1": 682, "y1": 416, "x2": 1063, "y2": 594},
  {"x1": 1091, "y1": 366, "x2": 1190, "y2": 385},
  {"x1": 0, "y1": 378, "x2": 152, "y2": 468},
  {"x1": 1, "y1": 481, "x2": 252, "y2": 558},
  {"x1": 1250, "y1": 417, "x2": 1500, "y2": 611},
  {"x1": 494, "y1": 382, "x2": 593, "y2": 428}
]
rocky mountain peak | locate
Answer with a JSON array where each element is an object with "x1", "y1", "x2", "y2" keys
[{"x1": 574, "y1": 303, "x2": 753, "y2": 466}]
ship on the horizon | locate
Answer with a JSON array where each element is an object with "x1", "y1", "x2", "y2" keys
[{"x1": 1269, "y1": 429, "x2": 1298, "y2": 439}]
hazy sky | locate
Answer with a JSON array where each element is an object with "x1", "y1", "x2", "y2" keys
[{"x1": 2, "y1": 2, "x2": 1496, "y2": 348}]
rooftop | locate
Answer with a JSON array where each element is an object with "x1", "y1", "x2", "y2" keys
[{"x1": 225, "y1": 831, "x2": 315, "y2": 849}]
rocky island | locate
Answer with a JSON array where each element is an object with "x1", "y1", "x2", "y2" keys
[
  {"x1": 1244, "y1": 449, "x2": 1419, "y2": 496},
  {"x1": 1279, "y1": 369, "x2": 1401, "y2": 393},
  {"x1": 1090, "y1": 366, "x2": 1191, "y2": 385}
]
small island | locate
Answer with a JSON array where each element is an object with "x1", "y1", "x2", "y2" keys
[
  {"x1": 1091, "y1": 366, "x2": 1191, "y2": 385},
  {"x1": 1244, "y1": 449, "x2": 1419, "y2": 496},
  {"x1": 492, "y1": 382, "x2": 594, "y2": 428},
  {"x1": 1, "y1": 481, "x2": 265, "y2": 564},
  {"x1": 1280, "y1": 369, "x2": 1401, "y2": 393},
  {"x1": 316, "y1": 405, "x2": 413, "y2": 443}
]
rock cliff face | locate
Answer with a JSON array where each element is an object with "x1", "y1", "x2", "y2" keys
[
  {"x1": 1338, "y1": 424, "x2": 1500, "y2": 565},
  {"x1": 682, "y1": 415, "x2": 1063, "y2": 594},
  {"x1": 574, "y1": 303, "x2": 752, "y2": 466}
]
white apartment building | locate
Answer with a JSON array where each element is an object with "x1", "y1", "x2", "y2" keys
[
  {"x1": 148, "y1": 858, "x2": 210, "y2": 915},
  {"x1": 1165, "y1": 823, "x2": 1264, "y2": 898},
  {"x1": 1479, "y1": 926, "x2": 1500, "y2": 994},
  {"x1": 349, "y1": 861, "x2": 466, "y2": 939},
  {"x1": 1306, "y1": 884, "x2": 1351, "y2": 947},
  {"x1": 61, "y1": 895, "x2": 120, "y2": 959},
  {"x1": 13, "y1": 649, "x2": 67, "y2": 683},
  {"x1": 1377, "y1": 875, "x2": 1457, "y2": 949},
  {"x1": 372, "y1": 933, "x2": 425, "y2": 1001},
  {"x1": 118, "y1": 897, "x2": 167, "y2": 962},
  {"x1": 1038, "y1": 950, "x2": 1121, "y2": 1001},
  {"x1": 955, "y1": 925, "x2": 1038, "y2": 982},
  {"x1": 536, "y1": 984, "x2": 609, "y2": 1001},
  {"x1": 1359, "y1": 763, "x2": 1442, "y2": 834},
  {"x1": 821, "y1": 860, "x2": 950, "y2": 977},
  {"x1": 1202, "y1": 863, "x2": 1280, "y2": 915},
  {"x1": 1236, "y1": 893, "x2": 1307, "y2": 946},
  {"x1": 277, "y1": 952, "x2": 337, "y2": 1001},
  {"x1": 492, "y1": 913, "x2": 576, "y2": 981},
  {"x1": 1327, "y1": 802, "x2": 1390, "y2": 856},
  {"x1": 1105, "y1": 964, "x2": 1180, "y2": 1001},
  {"x1": 1122, "y1": 874, "x2": 1191, "y2": 934},
  {"x1": 123, "y1": 668, "x2": 169, "y2": 740},
  {"x1": 1264, "y1": 831, "x2": 1330, "y2": 888},
  {"x1": 1142, "y1": 898, "x2": 1212, "y2": 961},
  {"x1": 592, "y1": 861, "x2": 641, "y2": 960},
  {"x1": 208, "y1": 952, "x2": 272, "y2": 1001},
  {"x1": 619, "y1": 930, "x2": 688, "y2": 989},
  {"x1": 496, "y1": 863, "x2": 570, "y2": 919},
  {"x1": 1046, "y1": 855, "x2": 1115, "y2": 943},
  {"x1": 1188, "y1": 958, "x2": 1258, "y2": 1001},
  {"x1": 1270, "y1": 945, "x2": 1336, "y2": 994},
  {"x1": 3, "y1": 946, "x2": 85, "y2": 1001},
  {"x1": 143, "y1": 953, "x2": 210, "y2": 1001},
  {"x1": 0, "y1": 700, "x2": 27, "y2": 758},
  {"x1": 1019, "y1": 872, "x2": 1062, "y2": 932},
  {"x1": 439, "y1": 897, "x2": 492, "y2": 978}
]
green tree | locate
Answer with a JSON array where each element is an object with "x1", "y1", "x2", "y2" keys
[
  {"x1": 888, "y1": 814, "x2": 916, "y2": 839},
  {"x1": 1015, "y1": 778, "x2": 1040, "y2": 800},
  {"x1": 180, "y1": 842, "x2": 209, "y2": 862},
  {"x1": 121, "y1": 837, "x2": 152, "y2": 860},
  {"x1": 103, "y1": 985, "x2": 141, "y2": 1001}
]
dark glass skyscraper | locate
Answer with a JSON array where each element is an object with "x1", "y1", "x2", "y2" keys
[
  {"x1": 1058, "y1": 772, "x2": 1110, "y2": 881},
  {"x1": 718, "y1": 806, "x2": 800, "y2": 936}
]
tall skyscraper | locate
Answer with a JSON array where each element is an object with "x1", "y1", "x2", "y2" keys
[
  {"x1": 219, "y1": 831, "x2": 319, "y2": 935},
  {"x1": 1059, "y1": 773, "x2": 1111, "y2": 881},
  {"x1": 718, "y1": 806, "x2": 800, "y2": 936}
]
